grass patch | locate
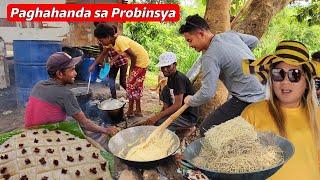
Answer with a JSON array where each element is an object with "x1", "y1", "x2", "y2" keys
[
  {"x1": 145, "y1": 104, "x2": 162, "y2": 114},
  {"x1": 144, "y1": 71, "x2": 159, "y2": 88}
]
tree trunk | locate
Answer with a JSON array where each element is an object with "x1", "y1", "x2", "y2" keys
[
  {"x1": 193, "y1": 0, "x2": 231, "y2": 120},
  {"x1": 232, "y1": 0, "x2": 293, "y2": 38},
  {"x1": 205, "y1": 0, "x2": 231, "y2": 34}
]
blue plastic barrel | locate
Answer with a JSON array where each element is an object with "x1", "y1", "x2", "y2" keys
[
  {"x1": 13, "y1": 40, "x2": 61, "y2": 106},
  {"x1": 80, "y1": 57, "x2": 100, "y2": 82}
]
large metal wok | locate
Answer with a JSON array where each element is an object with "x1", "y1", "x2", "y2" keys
[
  {"x1": 182, "y1": 132, "x2": 294, "y2": 180},
  {"x1": 108, "y1": 126, "x2": 180, "y2": 169}
]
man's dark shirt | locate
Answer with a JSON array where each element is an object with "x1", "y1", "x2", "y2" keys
[{"x1": 161, "y1": 71, "x2": 198, "y2": 123}]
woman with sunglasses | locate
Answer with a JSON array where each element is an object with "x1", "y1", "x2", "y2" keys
[{"x1": 241, "y1": 40, "x2": 320, "y2": 179}]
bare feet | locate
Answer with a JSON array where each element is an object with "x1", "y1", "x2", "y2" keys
[
  {"x1": 134, "y1": 111, "x2": 143, "y2": 117},
  {"x1": 126, "y1": 111, "x2": 134, "y2": 118}
]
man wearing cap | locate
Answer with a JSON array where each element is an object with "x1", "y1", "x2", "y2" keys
[
  {"x1": 144, "y1": 52, "x2": 198, "y2": 133},
  {"x1": 179, "y1": 14, "x2": 265, "y2": 136},
  {"x1": 24, "y1": 52, "x2": 117, "y2": 135}
]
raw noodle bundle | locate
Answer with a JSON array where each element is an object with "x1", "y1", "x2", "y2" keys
[{"x1": 193, "y1": 116, "x2": 284, "y2": 173}]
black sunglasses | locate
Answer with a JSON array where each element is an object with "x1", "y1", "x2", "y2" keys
[{"x1": 271, "y1": 68, "x2": 303, "y2": 83}]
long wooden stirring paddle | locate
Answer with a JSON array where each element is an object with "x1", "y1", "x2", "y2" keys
[
  {"x1": 156, "y1": 103, "x2": 189, "y2": 132},
  {"x1": 126, "y1": 104, "x2": 189, "y2": 157}
]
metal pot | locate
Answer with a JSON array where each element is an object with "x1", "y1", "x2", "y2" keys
[
  {"x1": 108, "y1": 126, "x2": 180, "y2": 169},
  {"x1": 99, "y1": 105, "x2": 125, "y2": 124},
  {"x1": 70, "y1": 87, "x2": 93, "y2": 111},
  {"x1": 98, "y1": 99, "x2": 126, "y2": 124}
]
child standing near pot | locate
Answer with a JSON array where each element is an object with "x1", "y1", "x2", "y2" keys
[
  {"x1": 89, "y1": 23, "x2": 150, "y2": 118},
  {"x1": 92, "y1": 23, "x2": 128, "y2": 99}
]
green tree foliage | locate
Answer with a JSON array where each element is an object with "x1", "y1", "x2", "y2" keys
[
  {"x1": 123, "y1": 22, "x2": 199, "y2": 73},
  {"x1": 123, "y1": 1, "x2": 205, "y2": 73},
  {"x1": 254, "y1": 7, "x2": 320, "y2": 58},
  {"x1": 230, "y1": 0, "x2": 246, "y2": 16},
  {"x1": 296, "y1": 1, "x2": 320, "y2": 26},
  {"x1": 123, "y1": 2, "x2": 319, "y2": 74}
]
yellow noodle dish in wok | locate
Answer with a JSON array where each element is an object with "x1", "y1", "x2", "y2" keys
[
  {"x1": 125, "y1": 129, "x2": 175, "y2": 161},
  {"x1": 108, "y1": 126, "x2": 180, "y2": 162}
]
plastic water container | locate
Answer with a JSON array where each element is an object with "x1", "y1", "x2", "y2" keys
[
  {"x1": 13, "y1": 40, "x2": 61, "y2": 106},
  {"x1": 80, "y1": 57, "x2": 100, "y2": 82}
]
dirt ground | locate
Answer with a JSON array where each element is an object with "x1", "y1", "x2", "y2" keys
[
  {"x1": 0, "y1": 86, "x2": 24, "y2": 133},
  {"x1": 0, "y1": 81, "x2": 161, "y2": 134},
  {"x1": 0, "y1": 80, "x2": 200, "y2": 179}
]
